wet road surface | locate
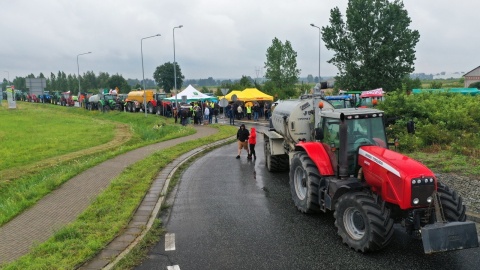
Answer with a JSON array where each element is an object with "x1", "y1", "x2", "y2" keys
[{"x1": 137, "y1": 124, "x2": 480, "y2": 270}]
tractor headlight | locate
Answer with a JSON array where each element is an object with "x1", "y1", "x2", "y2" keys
[
  {"x1": 426, "y1": 196, "x2": 433, "y2": 203},
  {"x1": 412, "y1": 179, "x2": 416, "y2": 184},
  {"x1": 413, "y1": 198, "x2": 420, "y2": 205}
]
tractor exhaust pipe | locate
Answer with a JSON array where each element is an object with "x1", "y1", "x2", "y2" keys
[{"x1": 338, "y1": 113, "x2": 349, "y2": 178}]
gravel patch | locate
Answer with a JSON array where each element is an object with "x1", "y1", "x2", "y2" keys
[{"x1": 435, "y1": 173, "x2": 480, "y2": 215}]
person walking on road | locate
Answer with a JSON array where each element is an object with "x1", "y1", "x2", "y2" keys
[
  {"x1": 248, "y1": 127, "x2": 257, "y2": 160},
  {"x1": 236, "y1": 124, "x2": 250, "y2": 159}
]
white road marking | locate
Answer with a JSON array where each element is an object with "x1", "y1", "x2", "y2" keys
[
  {"x1": 167, "y1": 265, "x2": 180, "y2": 270},
  {"x1": 165, "y1": 233, "x2": 176, "y2": 251}
]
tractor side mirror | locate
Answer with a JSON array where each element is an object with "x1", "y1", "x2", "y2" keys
[{"x1": 315, "y1": 127, "x2": 324, "y2": 140}]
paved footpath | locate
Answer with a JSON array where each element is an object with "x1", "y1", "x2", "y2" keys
[{"x1": 0, "y1": 126, "x2": 218, "y2": 265}]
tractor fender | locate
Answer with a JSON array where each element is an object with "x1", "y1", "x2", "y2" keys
[
  {"x1": 326, "y1": 179, "x2": 366, "y2": 210},
  {"x1": 295, "y1": 142, "x2": 334, "y2": 176}
]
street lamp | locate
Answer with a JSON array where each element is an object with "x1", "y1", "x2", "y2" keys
[
  {"x1": 173, "y1": 25, "x2": 183, "y2": 109},
  {"x1": 141, "y1": 34, "x2": 161, "y2": 117},
  {"x1": 310, "y1": 23, "x2": 321, "y2": 83},
  {"x1": 77, "y1": 52, "x2": 92, "y2": 105}
]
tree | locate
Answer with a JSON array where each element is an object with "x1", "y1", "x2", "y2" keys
[
  {"x1": 264, "y1": 37, "x2": 300, "y2": 99},
  {"x1": 153, "y1": 62, "x2": 184, "y2": 93},
  {"x1": 97, "y1": 72, "x2": 110, "y2": 88},
  {"x1": 108, "y1": 74, "x2": 131, "y2": 93},
  {"x1": 322, "y1": 0, "x2": 420, "y2": 92},
  {"x1": 307, "y1": 74, "x2": 314, "y2": 83},
  {"x1": 239, "y1": 75, "x2": 253, "y2": 88}
]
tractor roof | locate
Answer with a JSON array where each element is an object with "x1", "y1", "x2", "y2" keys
[{"x1": 320, "y1": 108, "x2": 384, "y2": 119}]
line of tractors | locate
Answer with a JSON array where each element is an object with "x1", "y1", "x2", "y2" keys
[
  {"x1": 82, "y1": 89, "x2": 173, "y2": 116},
  {"x1": 4, "y1": 88, "x2": 173, "y2": 116}
]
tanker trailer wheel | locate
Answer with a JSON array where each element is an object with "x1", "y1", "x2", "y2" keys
[
  {"x1": 289, "y1": 152, "x2": 321, "y2": 213},
  {"x1": 437, "y1": 182, "x2": 466, "y2": 221},
  {"x1": 334, "y1": 192, "x2": 394, "y2": 252},
  {"x1": 264, "y1": 137, "x2": 289, "y2": 172}
]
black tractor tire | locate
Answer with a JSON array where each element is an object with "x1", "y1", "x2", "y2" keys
[
  {"x1": 147, "y1": 103, "x2": 155, "y2": 114},
  {"x1": 128, "y1": 102, "x2": 134, "y2": 112},
  {"x1": 264, "y1": 137, "x2": 289, "y2": 172},
  {"x1": 104, "y1": 105, "x2": 110, "y2": 112},
  {"x1": 289, "y1": 152, "x2": 321, "y2": 213},
  {"x1": 437, "y1": 182, "x2": 467, "y2": 222},
  {"x1": 334, "y1": 191, "x2": 394, "y2": 253}
]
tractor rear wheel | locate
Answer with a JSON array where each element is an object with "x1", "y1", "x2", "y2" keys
[
  {"x1": 334, "y1": 191, "x2": 394, "y2": 252},
  {"x1": 289, "y1": 152, "x2": 321, "y2": 213},
  {"x1": 437, "y1": 182, "x2": 466, "y2": 221}
]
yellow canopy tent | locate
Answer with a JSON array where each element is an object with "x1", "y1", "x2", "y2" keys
[
  {"x1": 236, "y1": 88, "x2": 274, "y2": 102},
  {"x1": 222, "y1": 90, "x2": 242, "y2": 101}
]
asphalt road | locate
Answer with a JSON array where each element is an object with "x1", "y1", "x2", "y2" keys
[{"x1": 137, "y1": 124, "x2": 480, "y2": 270}]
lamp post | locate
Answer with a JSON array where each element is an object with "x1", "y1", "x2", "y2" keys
[
  {"x1": 141, "y1": 34, "x2": 161, "y2": 117},
  {"x1": 310, "y1": 23, "x2": 321, "y2": 83},
  {"x1": 77, "y1": 52, "x2": 91, "y2": 106},
  {"x1": 173, "y1": 25, "x2": 183, "y2": 109}
]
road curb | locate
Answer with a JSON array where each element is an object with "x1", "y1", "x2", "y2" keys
[{"x1": 80, "y1": 135, "x2": 236, "y2": 269}]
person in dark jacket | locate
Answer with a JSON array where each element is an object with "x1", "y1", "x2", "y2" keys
[{"x1": 236, "y1": 124, "x2": 250, "y2": 159}]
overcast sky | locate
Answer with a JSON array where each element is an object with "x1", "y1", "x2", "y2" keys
[{"x1": 1, "y1": 0, "x2": 478, "y2": 83}]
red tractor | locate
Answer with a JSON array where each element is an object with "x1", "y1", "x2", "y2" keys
[
  {"x1": 263, "y1": 91, "x2": 478, "y2": 253},
  {"x1": 60, "y1": 91, "x2": 74, "y2": 106}
]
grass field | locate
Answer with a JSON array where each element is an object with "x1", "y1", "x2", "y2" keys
[{"x1": 0, "y1": 101, "x2": 237, "y2": 269}]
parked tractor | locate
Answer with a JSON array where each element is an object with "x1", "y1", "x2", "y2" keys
[
  {"x1": 60, "y1": 91, "x2": 74, "y2": 106},
  {"x1": 116, "y1": 94, "x2": 128, "y2": 111},
  {"x1": 263, "y1": 87, "x2": 478, "y2": 253},
  {"x1": 87, "y1": 93, "x2": 117, "y2": 112},
  {"x1": 50, "y1": 91, "x2": 61, "y2": 105},
  {"x1": 38, "y1": 91, "x2": 51, "y2": 103}
]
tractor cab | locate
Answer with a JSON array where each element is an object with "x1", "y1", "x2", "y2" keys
[{"x1": 318, "y1": 108, "x2": 387, "y2": 177}]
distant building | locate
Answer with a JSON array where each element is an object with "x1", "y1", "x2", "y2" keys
[{"x1": 463, "y1": 66, "x2": 480, "y2": 87}]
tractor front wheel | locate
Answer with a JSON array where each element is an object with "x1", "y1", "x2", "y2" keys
[
  {"x1": 334, "y1": 191, "x2": 394, "y2": 252},
  {"x1": 289, "y1": 152, "x2": 321, "y2": 213},
  {"x1": 437, "y1": 182, "x2": 466, "y2": 221}
]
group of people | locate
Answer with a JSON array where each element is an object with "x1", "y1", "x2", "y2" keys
[
  {"x1": 173, "y1": 101, "x2": 219, "y2": 126},
  {"x1": 225, "y1": 102, "x2": 271, "y2": 125},
  {"x1": 236, "y1": 124, "x2": 257, "y2": 160}
]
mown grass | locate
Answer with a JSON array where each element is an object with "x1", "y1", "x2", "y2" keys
[
  {"x1": 0, "y1": 102, "x2": 197, "y2": 226},
  {"x1": 0, "y1": 103, "x2": 114, "y2": 170},
  {"x1": 1, "y1": 123, "x2": 236, "y2": 269}
]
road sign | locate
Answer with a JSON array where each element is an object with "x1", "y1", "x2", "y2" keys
[
  {"x1": 221, "y1": 88, "x2": 229, "y2": 95},
  {"x1": 219, "y1": 98, "x2": 228, "y2": 107}
]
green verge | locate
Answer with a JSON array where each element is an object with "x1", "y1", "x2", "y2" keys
[
  {"x1": 0, "y1": 103, "x2": 196, "y2": 226},
  {"x1": 0, "y1": 125, "x2": 237, "y2": 270}
]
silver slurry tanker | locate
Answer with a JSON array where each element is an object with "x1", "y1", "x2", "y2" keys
[{"x1": 264, "y1": 87, "x2": 333, "y2": 172}]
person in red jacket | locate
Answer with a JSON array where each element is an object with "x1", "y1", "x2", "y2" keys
[{"x1": 248, "y1": 127, "x2": 257, "y2": 160}]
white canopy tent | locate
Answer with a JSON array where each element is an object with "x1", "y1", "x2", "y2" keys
[{"x1": 165, "y1": 84, "x2": 217, "y2": 103}]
